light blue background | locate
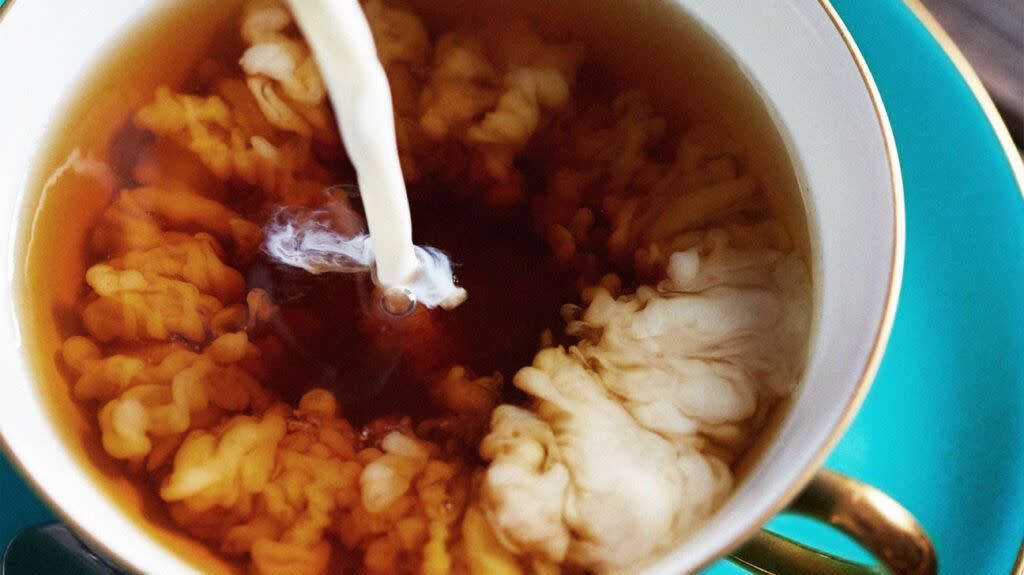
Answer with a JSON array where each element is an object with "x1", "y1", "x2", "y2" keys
[{"x1": 2, "y1": 1, "x2": 1022, "y2": 573}]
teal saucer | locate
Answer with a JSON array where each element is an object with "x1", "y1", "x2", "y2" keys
[
  {"x1": 707, "y1": 0, "x2": 1024, "y2": 573},
  {"x1": 2, "y1": 0, "x2": 1022, "y2": 573}
]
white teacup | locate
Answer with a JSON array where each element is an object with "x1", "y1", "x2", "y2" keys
[{"x1": 0, "y1": 1, "x2": 934, "y2": 574}]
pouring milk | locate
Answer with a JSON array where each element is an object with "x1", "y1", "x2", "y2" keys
[{"x1": 265, "y1": 0, "x2": 467, "y2": 312}]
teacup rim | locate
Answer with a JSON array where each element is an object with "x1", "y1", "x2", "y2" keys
[{"x1": 0, "y1": 0, "x2": 904, "y2": 573}]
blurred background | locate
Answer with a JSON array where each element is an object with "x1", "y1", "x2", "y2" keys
[{"x1": 919, "y1": 0, "x2": 1023, "y2": 152}]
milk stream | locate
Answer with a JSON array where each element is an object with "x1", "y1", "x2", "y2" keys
[{"x1": 278, "y1": 0, "x2": 466, "y2": 310}]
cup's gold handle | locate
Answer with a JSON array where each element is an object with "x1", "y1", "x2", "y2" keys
[{"x1": 728, "y1": 469, "x2": 937, "y2": 575}]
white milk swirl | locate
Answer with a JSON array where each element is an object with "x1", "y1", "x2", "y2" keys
[
  {"x1": 264, "y1": 205, "x2": 467, "y2": 310},
  {"x1": 273, "y1": 0, "x2": 466, "y2": 309}
]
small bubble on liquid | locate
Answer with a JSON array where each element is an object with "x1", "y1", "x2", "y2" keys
[{"x1": 380, "y1": 287, "x2": 416, "y2": 318}]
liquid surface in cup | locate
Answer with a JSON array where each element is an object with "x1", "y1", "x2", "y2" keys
[{"x1": 17, "y1": 0, "x2": 813, "y2": 573}]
